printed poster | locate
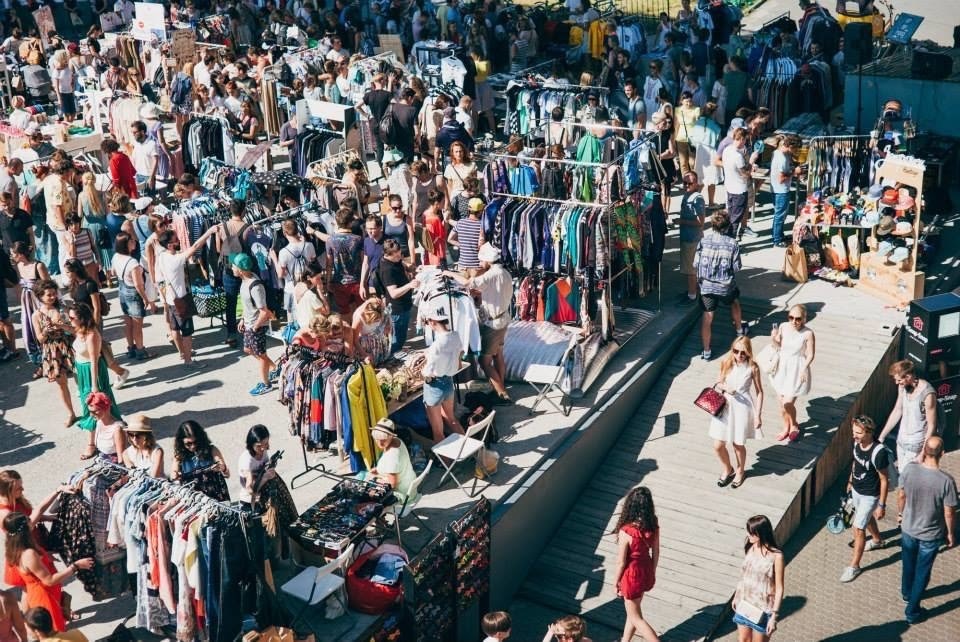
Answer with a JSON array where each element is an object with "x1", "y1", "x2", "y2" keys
[{"x1": 132, "y1": 2, "x2": 166, "y2": 42}]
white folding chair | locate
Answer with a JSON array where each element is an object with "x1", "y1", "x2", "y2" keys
[
  {"x1": 387, "y1": 460, "x2": 433, "y2": 549},
  {"x1": 523, "y1": 363, "x2": 570, "y2": 416},
  {"x1": 281, "y1": 542, "x2": 355, "y2": 621},
  {"x1": 432, "y1": 410, "x2": 496, "y2": 497}
]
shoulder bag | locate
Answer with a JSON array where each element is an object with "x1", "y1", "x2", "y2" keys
[{"x1": 694, "y1": 385, "x2": 726, "y2": 417}]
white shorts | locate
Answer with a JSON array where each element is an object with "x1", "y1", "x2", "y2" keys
[{"x1": 851, "y1": 489, "x2": 879, "y2": 530}]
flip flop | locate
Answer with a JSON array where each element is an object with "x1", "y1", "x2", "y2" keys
[
  {"x1": 717, "y1": 472, "x2": 736, "y2": 487},
  {"x1": 65, "y1": 415, "x2": 78, "y2": 428},
  {"x1": 788, "y1": 429, "x2": 801, "y2": 442},
  {"x1": 732, "y1": 474, "x2": 746, "y2": 489}
]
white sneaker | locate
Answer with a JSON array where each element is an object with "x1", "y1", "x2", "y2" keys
[
  {"x1": 839, "y1": 566, "x2": 861, "y2": 583},
  {"x1": 115, "y1": 369, "x2": 130, "y2": 389},
  {"x1": 865, "y1": 539, "x2": 885, "y2": 552}
]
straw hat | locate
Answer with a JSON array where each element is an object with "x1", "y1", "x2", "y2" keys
[
  {"x1": 371, "y1": 419, "x2": 397, "y2": 439},
  {"x1": 123, "y1": 414, "x2": 153, "y2": 433}
]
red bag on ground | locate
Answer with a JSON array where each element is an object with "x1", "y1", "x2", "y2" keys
[{"x1": 346, "y1": 543, "x2": 408, "y2": 614}]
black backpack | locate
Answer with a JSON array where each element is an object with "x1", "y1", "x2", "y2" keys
[{"x1": 378, "y1": 103, "x2": 397, "y2": 146}]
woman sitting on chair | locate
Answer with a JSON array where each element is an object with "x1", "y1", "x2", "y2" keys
[{"x1": 363, "y1": 419, "x2": 416, "y2": 503}]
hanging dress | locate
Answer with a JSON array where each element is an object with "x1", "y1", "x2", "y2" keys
[{"x1": 18, "y1": 263, "x2": 42, "y2": 365}]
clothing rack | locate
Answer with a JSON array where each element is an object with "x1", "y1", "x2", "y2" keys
[{"x1": 80, "y1": 459, "x2": 247, "y2": 516}]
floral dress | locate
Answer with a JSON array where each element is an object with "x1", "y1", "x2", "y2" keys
[
  {"x1": 357, "y1": 316, "x2": 393, "y2": 366},
  {"x1": 36, "y1": 309, "x2": 74, "y2": 381}
]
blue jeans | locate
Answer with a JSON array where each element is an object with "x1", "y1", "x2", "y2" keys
[
  {"x1": 390, "y1": 308, "x2": 411, "y2": 354},
  {"x1": 901, "y1": 531, "x2": 942, "y2": 620},
  {"x1": 772, "y1": 191, "x2": 790, "y2": 243},
  {"x1": 222, "y1": 268, "x2": 241, "y2": 336}
]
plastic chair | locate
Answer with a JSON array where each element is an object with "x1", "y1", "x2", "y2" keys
[
  {"x1": 432, "y1": 410, "x2": 496, "y2": 497},
  {"x1": 281, "y1": 542, "x2": 355, "y2": 622},
  {"x1": 523, "y1": 362, "x2": 571, "y2": 416},
  {"x1": 387, "y1": 460, "x2": 433, "y2": 549}
]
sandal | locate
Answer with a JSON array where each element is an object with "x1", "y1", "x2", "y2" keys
[
  {"x1": 32, "y1": 367, "x2": 43, "y2": 380},
  {"x1": 79, "y1": 445, "x2": 98, "y2": 460},
  {"x1": 775, "y1": 429, "x2": 790, "y2": 442},
  {"x1": 732, "y1": 473, "x2": 746, "y2": 489},
  {"x1": 788, "y1": 429, "x2": 801, "y2": 442},
  {"x1": 717, "y1": 472, "x2": 736, "y2": 488},
  {"x1": 65, "y1": 415, "x2": 78, "y2": 428}
]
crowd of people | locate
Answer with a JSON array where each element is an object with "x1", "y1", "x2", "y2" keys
[{"x1": 0, "y1": 0, "x2": 955, "y2": 640}]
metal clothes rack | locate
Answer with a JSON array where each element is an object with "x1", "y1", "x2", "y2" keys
[{"x1": 80, "y1": 460, "x2": 247, "y2": 516}]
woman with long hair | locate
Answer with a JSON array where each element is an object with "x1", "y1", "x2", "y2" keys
[
  {"x1": 121, "y1": 414, "x2": 164, "y2": 478},
  {"x1": 76, "y1": 172, "x2": 113, "y2": 268},
  {"x1": 11, "y1": 242, "x2": 49, "y2": 375},
  {"x1": 32, "y1": 280, "x2": 76, "y2": 426},
  {"x1": 709, "y1": 336, "x2": 763, "y2": 489},
  {"x1": 68, "y1": 302, "x2": 121, "y2": 458},
  {"x1": 443, "y1": 141, "x2": 477, "y2": 207},
  {"x1": 352, "y1": 297, "x2": 392, "y2": 366},
  {"x1": 64, "y1": 259, "x2": 128, "y2": 385},
  {"x1": 238, "y1": 425, "x2": 275, "y2": 508},
  {"x1": 649, "y1": 110, "x2": 677, "y2": 213},
  {"x1": 171, "y1": 421, "x2": 230, "y2": 500},
  {"x1": 770, "y1": 304, "x2": 815, "y2": 442},
  {"x1": 410, "y1": 160, "x2": 446, "y2": 223},
  {"x1": 382, "y1": 194, "x2": 416, "y2": 266},
  {"x1": 3, "y1": 512, "x2": 93, "y2": 633},
  {"x1": 733, "y1": 515, "x2": 784, "y2": 641},
  {"x1": 612, "y1": 487, "x2": 661, "y2": 642},
  {"x1": 0, "y1": 471, "x2": 68, "y2": 544},
  {"x1": 292, "y1": 261, "x2": 331, "y2": 331},
  {"x1": 88, "y1": 392, "x2": 125, "y2": 464}
]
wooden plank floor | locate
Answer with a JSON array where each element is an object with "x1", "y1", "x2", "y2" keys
[{"x1": 517, "y1": 298, "x2": 896, "y2": 641}]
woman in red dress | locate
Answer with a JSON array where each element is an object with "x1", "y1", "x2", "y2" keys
[
  {"x1": 612, "y1": 486, "x2": 661, "y2": 642},
  {"x1": 3, "y1": 513, "x2": 92, "y2": 632}
]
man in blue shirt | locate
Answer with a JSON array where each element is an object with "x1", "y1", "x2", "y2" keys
[{"x1": 693, "y1": 210, "x2": 746, "y2": 360}]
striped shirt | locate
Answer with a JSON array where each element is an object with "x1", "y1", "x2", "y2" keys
[
  {"x1": 455, "y1": 218, "x2": 483, "y2": 269},
  {"x1": 71, "y1": 228, "x2": 98, "y2": 265},
  {"x1": 693, "y1": 230, "x2": 741, "y2": 296}
]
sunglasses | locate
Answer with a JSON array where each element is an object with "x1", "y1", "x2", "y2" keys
[
  {"x1": 391, "y1": 205, "x2": 403, "y2": 211},
  {"x1": 733, "y1": 349, "x2": 747, "y2": 356},
  {"x1": 788, "y1": 315, "x2": 803, "y2": 321},
  {"x1": 130, "y1": 433, "x2": 148, "y2": 439},
  {"x1": 183, "y1": 439, "x2": 196, "y2": 447}
]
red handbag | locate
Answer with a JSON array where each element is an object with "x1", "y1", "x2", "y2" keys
[{"x1": 694, "y1": 386, "x2": 727, "y2": 417}]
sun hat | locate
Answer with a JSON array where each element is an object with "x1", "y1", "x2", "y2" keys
[
  {"x1": 371, "y1": 419, "x2": 397, "y2": 439},
  {"x1": 867, "y1": 184, "x2": 883, "y2": 199},
  {"x1": 231, "y1": 253, "x2": 255, "y2": 271},
  {"x1": 880, "y1": 188, "x2": 898, "y2": 206},
  {"x1": 896, "y1": 195, "x2": 915, "y2": 212},
  {"x1": 895, "y1": 221, "x2": 912, "y2": 234},
  {"x1": 876, "y1": 215, "x2": 895, "y2": 235},
  {"x1": 477, "y1": 242, "x2": 501, "y2": 264},
  {"x1": 468, "y1": 197, "x2": 485, "y2": 212},
  {"x1": 133, "y1": 196, "x2": 153, "y2": 211},
  {"x1": 123, "y1": 414, "x2": 153, "y2": 433}
]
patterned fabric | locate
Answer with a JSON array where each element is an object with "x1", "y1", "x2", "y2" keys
[
  {"x1": 257, "y1": 477, "x2": 297, "y2": 540},
  {"x1": 37, "y1": 311, "x2": 74, "y2": 381},
  {"x1": 47, "y1": 492, "x2": 101, "y2": 598},
  {"x1": 180, "y1": 468, "x2": 230, "y2": 502},
  {"x1": 693, "y1": 230, "x2": 741, "y2": 296}
]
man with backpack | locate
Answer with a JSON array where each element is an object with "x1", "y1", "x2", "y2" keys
[
  {"x1": 840, "y1": 415, "x2": 889, "y2": 583},
  {"x1": 276, "y1": 219, "x2": 316, "y2": 318},
  {"x1": 233, "y1": 253, "x2": 278, "y2": 396}
]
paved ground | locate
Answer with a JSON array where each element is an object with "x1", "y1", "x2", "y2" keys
[{"x1": 711, "y1": 451, "x2": 960, "y2": 642}]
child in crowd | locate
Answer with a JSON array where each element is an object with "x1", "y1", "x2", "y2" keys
[{"x1": 482, "y1": 610, "x2": 512, "y2": 642}]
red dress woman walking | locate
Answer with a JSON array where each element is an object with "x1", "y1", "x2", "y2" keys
[{"x1": 613, "y1": 486, "x2": 661, "y2": 642}]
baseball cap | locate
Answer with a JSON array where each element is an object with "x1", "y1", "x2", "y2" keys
[{"x1": 230, "y1": 253, "x2": 255, "y2": 271}]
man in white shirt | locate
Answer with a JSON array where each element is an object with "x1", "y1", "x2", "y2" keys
[
  {"x1": 443, "y1": 243, "x2": 513, "y2": 400},
  {"x1": 130, "y1": 120, "x2": 159, "y2": 193},
  {"x1": 456, "y1": 95, "x2": 475, "y2": 137},
  {"x1": 194, "y1": 54, "x2": 214, "y2": 89},
  {"x1": 326, "y1": 37, "x2": 349, "y2": 64},
  {"x1": 721, "y1": 127, "x2": 751, "y2": 239},
  {"x1": 155, "y1": 226, "x2": 219, "y2": 368}
]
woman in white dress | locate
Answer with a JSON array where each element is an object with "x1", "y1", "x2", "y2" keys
[
  {"x1": 770, "y1": 304, "x2": 815, "y2": 443},
  {"x1": 709, "y1": 336, "x2": 763, "y2": 489}
]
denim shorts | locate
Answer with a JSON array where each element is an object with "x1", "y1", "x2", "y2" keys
[
  {"x1": 732, "y1": 610, "x2": 770, "y2": 634},
  {"x1": 118, "y1": 284, "x2": 146, "y2": 319},
  {"x1": 851, "y1": 489, "x2": 879, "y2": 530},
  {"x1": 423, "y1": 375, "x2": 454, "y2": 406}
]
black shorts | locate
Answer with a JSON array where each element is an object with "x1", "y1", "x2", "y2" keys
[
  {"x1": 700, "y1": 287, "x2": 740, "y2": 312},
  {"x1": 166, "y1": 306, "x2": 195, "y2": 337},
  {"x1": 726, "y1": 192, "x2": 748, "y2": 229}
]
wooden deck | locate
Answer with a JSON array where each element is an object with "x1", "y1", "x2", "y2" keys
[{"x1": 516, "y1": 297, "x2": 903, "y2": 641}]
